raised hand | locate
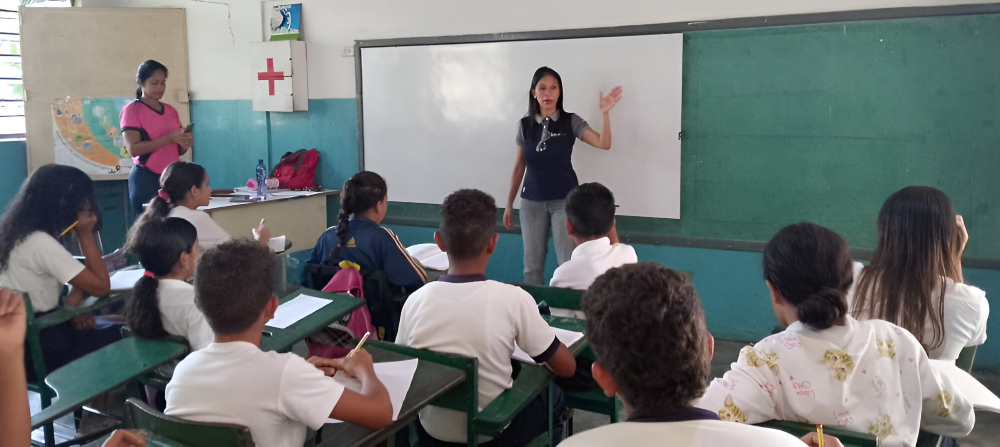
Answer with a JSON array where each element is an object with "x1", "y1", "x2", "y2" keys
[
  {"x1": 956, "y1": 214, "x2": 968, "y2": 255},
  {"x1": 599, "y1": 86, "x2": 623, "y2": 113}
]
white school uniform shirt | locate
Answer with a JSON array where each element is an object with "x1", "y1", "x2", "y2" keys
[
  {"x1": 0, "y1": 231, "x2": 85, "y2": 313},
  {"x1": 395, "y1": 275, "x2": 559, "y2": 443},
  {"x1": 549, "y1": 237, "x2": 638, "y2": 318},
  {"x1": 154, "y1": 279, "x2": 214, "y2": 377},
  {"x1": 165, "y1": 341, "x2": 344, "y2": 447},
  {"x1": 560, "y1": 419, "x2": 807, "y2": 447},
  {"x1": 696, "y1": 316, "x2": 974, "y2": 447},
  {"x1": 167, "y1": 206, "x2": 231, "y2": 250},
  {"x1": 848, "y1": 262, "x2": 990, "y2": 362}
]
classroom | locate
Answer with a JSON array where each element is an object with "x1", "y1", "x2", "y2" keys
[{"x1": 0, "y1": 0, "x2": 998, "y2": 446}]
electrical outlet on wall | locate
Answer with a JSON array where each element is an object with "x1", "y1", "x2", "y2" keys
[{"x1": 342, "y1": 46, "x2": 354, "y2": 57}]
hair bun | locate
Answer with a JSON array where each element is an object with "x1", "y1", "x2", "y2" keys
[{"x1": 796, "y1": 287, "x2": 847, "y2": 330}]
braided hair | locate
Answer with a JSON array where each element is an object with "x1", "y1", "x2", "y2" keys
[{"x1": 329, "y1": 171, "x2": 387, "y2": 260}]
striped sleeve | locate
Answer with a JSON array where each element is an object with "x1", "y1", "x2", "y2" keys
[{"x1": 378, "y1": 226, "x2": 427, "y2": 288}]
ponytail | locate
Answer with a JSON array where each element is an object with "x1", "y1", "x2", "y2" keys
[
  {"x1": 129, "y1": 161, "x2": 206, "y2": 243},
  {"x1": 328, "y1": 171, "x2": 387, "y2": 261},
  {"x1": 124, "y1": 217, "x2": 198, "y2": 340},
  {"x1": 763, "y1": 222, "x2": 853, "y2": 330}
]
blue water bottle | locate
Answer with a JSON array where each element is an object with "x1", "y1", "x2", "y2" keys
[{"x1": 255, "y1": 159, "x2": 268, "y2": 199}]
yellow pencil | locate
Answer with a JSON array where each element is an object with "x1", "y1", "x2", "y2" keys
[
  {"x1": 347, "y1": 331, "x2": 371, "y2": 358},
  {"x1": 59, "y1": 220, "x2": 79, "y2": 237},
  {"x1": 816, "y1": 424, "x2": 824, "y2": 447}
]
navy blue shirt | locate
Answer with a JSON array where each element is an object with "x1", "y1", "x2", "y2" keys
[
  {"x1": 307, "y1": 216, "x2": 427, "y2": 290},
  {"x1": 516, "y1": 111, "x2": 591, "y2": 202}
]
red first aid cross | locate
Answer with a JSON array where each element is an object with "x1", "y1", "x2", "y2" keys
[{"x1": 257, "y1": 58, "x2": 284, "y2": 96}]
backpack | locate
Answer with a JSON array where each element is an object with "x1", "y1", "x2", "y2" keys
[
  {"x1": 271, "y1": 148, "x2": 319, "y2": 189},
  {"x1": 306, "y1": 261, "x2": 377, "y2": 359}
]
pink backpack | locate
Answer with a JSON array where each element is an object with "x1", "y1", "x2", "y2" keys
[{"x1": 306, "y1": 261, "x2": 377, "y2": 359}]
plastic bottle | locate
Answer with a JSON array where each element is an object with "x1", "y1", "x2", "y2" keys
[{"x1": 256, "y1": 159, "x2": 268, "y2": 199}]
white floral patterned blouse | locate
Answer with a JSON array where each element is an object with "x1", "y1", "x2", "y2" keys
[{"x1": 696, "y1": 316, "x2": 975, "y2": 446}]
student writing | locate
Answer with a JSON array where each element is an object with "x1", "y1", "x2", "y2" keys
[
  {"x1": 396, "y1": 189, "x2": 576, "y2": 446},
  {"x1": 165, "y1": 239, "x2": 392, "y2": 447},
  {"x1": 697, "y1": 222, "x2": 975, "y2": 447}
]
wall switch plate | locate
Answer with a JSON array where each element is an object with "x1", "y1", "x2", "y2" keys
[{"x1": 342, "y1": 46, "x2": 354, "y2": 57}]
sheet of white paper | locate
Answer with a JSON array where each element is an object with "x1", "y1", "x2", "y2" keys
[
  {"x1": 326, "y1": 358, "x2": 420, "y2": 424},
  {"x1": 406, "y1": 243, "x2": 449, "y2": 270},
  {"x1": 511, "y1": 327, "x2": 585, "y2": 365},
  {"x1": 270, "y1": 190, "x2": 320, "y2": 197},
  {"x1": 264, "y1": 295, "x2": 332, "y2": 329},
  {"x1": 268, "y1": 235, "x2": 286, "y2": 253},
  {"x1": 929, "y1": 359, "x2": 1000, "y2": 413},
  {"x1": 110, "y1": 269, "x2": 145, "y2": 290}
]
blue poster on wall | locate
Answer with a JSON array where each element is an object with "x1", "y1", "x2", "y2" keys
[{"x1": 269, "y1": 4, "x2": 301, "y2": 41}]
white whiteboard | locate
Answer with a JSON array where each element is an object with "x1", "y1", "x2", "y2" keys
[{"x1": 361, "y1": 34, "x2": 682, "y2": 219}]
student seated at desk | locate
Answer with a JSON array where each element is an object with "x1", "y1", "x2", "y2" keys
[
  {"x1": 307, "y1": 171, "x2": 426, "y2": 290},
  {"x1": 396, "y1": 189, "x2": 576, "y2": 446},
  {"x1": 165, "y1": 239, "x2": 392, "y2": 447},
  {"x1": 124, "y1": 217, "x2": 213, "y2": 375},
  {"x1": 562, "y1": 263, "x2": 824, "y2": 447},
  {"x1": 549, "y1": 182, "x2": 637, "y2": 318},
  {"x1": 849, "y1": 186, "x2": 989, "y2": 362},
  {"x1": 696, "y1": 223, "x2": 974, "y2": 447},
  {"x1": 0, "y1": 165, "x2": 120, "y2": 376},
  {"x1": 132, "y1": 161, "x2": 271, "y2": 251}
]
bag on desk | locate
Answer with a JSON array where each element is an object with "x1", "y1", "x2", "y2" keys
[{"x1": 272, "y1": 148, "x2": 319, "y2": 189}]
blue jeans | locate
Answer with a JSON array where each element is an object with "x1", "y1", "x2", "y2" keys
[
  {"x1": 519, "y1": 198, "x2": 574, "y2": 285},
  {"x1": 128, "y1": 164, "x2": 160, "y2": 219}
]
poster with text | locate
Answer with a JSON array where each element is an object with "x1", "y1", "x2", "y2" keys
[{"x1": 52, "y1": 97, "x2": 133, "y2": 175}]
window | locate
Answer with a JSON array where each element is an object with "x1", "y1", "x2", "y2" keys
[{"x1": 0, "y1": 0, "x2": 70, "y2": 140}]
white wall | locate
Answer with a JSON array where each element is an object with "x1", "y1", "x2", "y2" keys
[{"x1": 85, "y1": 0, "x2": 997, "y2": 100}]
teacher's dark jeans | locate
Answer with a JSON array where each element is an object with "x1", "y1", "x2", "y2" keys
[{"x1": 129, "y1": 164, "x2": 160, "y2": 218}]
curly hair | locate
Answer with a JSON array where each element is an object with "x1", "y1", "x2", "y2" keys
[
  {"x1": 582, "y1": 262, "x2": 710, "y2": 410},
  {"x1": 194, "y1": 238, "x2": 274, "y2": 335},
  {"x1": 439, "y1": 189, "x2": 497, "y2": 260}
]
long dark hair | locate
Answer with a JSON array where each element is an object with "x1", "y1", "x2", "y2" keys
[
  {"x1": 329, "y1": 171, "x2": 387, "y2": 260},
  {"x1": 136, "y1": 59, "x2": 168, "y2": 99},
  {"x1": 0, "y1": 164, "x2": 97, "y2": 272},
  {"x1": 527, "y1": 66, "x2": 564, "y2": 119},
  {"x1": 851, "y1": 186, "x2": 960, "y2": 351},
  {"x1": 763, "y1": 222, "x2": 853, "y2": 330},
  {"x1": 129, "y1": 161, "x2": 206, "y2": 241},
  {"x1": 124, "y1": 217, "x2": 197, "y2": 339}
]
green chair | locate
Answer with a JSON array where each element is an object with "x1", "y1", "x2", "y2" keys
[
  {"x1": 956, "y1": 345, "x2": 977, "y2": 373},
  {"x1": 754, "y1": 420, "x2": 877, "y2": 447},
  {"x1": 513, "y1": 283, "x2": 621, "y2": 431},
  {"x1": 120, "y1": 327, "x2": 191, "y2": 400},
  {"x1": 123, "y1": 397, "x2": 255, "y2": 447}
]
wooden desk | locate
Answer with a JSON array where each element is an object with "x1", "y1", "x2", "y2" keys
[
  {"x1": 204, "y1": 190, "x2": 338, "y2": 253},
  {"x1": 260, "y1": 288, "x2": 364, "y2": 353},
  {"x1": 30, "y1": 338, "x2": 188, "y2": 430},
  {"x1": 311, "y1": 346, "x2": 467, "y2": 447}
]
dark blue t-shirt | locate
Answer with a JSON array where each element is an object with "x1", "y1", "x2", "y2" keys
[
  {"x1": 516, "y1": 111, "x2": 591, "y2": 202},
  {"x1": 307, "y1": 216, "x2": 427, "y2": 290}
]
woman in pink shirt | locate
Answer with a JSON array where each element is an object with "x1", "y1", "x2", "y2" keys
[{"x1": 121, "y1": 60, "x2": 193, "y2": 217}]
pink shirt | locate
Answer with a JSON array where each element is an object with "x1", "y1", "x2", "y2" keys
[{"x1": 120, "y1": 100, "x2": 182, "y2": 174}]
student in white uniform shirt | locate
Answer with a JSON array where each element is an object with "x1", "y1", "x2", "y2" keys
[
  {"x1": 165, "y1": 239, "x2": 392, "y2": 447},
  {"x1": 131, "y1": 161, "x2": 271, "y2": 251},
  {"x1": 124, "y1": 217, "x2": 212, "y2": 387},
  {"x1": 550, "y1": 182, "x2": 637, "y2": 318},
  {"x1": 396, "y1": 189, "x2": 577, "y2": 446},
  {"x1": 697, "y1": 223, "x2": 974, "y2": 447},
  {"x1": 562, "y1": 262, "x2": 831, "y2": 447},
  {"x1": 849, "y1": 186, "x2": 989, "y2": 362},
  {"x1": 0, "y1": 165, "x2": 120, "y2": 376}
]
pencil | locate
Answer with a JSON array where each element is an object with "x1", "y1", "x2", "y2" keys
[
  {"x1": 816, "y1": 424, "x2": 824, "y2": 447},
  {"x1": 59, "y1": 220, "x2": 79, "y2": 237},
  {"x1": 347, "y1": 331, "x2": 371, "y2": 358}
]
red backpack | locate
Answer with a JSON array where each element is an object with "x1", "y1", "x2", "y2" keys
[{"x1": 271, "y1": 148, "x2": 319, "y2": 189}]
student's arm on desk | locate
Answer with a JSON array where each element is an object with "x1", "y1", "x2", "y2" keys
[
  {"x1": 543, "y1": 343, "x2": 576, "y2": 378},
  {"x1": 312, "y1": 350, "x2": 393, "y2": 429}
]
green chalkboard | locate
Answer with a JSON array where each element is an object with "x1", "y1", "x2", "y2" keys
[{"x1": 385, "y1": 13, "x2": 1000, "y2": 262}]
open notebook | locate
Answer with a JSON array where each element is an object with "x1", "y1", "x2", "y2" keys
[{"x1": 512, "y1": 327, "x2": 585, "y2": 365}]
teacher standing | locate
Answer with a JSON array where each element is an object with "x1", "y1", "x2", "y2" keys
[
  {"x1": 503, "y1": 66, "x2": 623, "y2": 285},
  {"x1": 121, "y1": 60, "x2": 193, "y2": 218}
]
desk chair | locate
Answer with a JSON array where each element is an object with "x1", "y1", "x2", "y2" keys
[
  {"x1": 303, "y1": 262, "x2": 410, "y2": 341},
  {"x1": 124, "y1": 397, "x2": 255, "y2": 447}
]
